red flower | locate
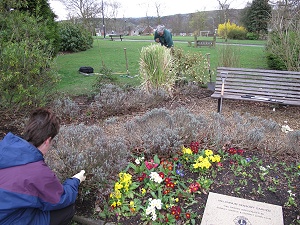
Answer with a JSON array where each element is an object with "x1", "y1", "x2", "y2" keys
[
  {"x1": 165, "y1": 177, "x2": 171, "y2": 183},
  {"x1": 159, "y1": 172, "x2": 164, "y2": 179},
  {"x1": 228, "y1": 147, "x2": 237, "y2": 155},
  {"x1": 166, "y1": 181, "x2": 175, "y2": 189},
  {"x1": 170, "y1": 206, "x2": 181, "y2": 216},
  {"x1": 186, "y1": 212, "x2": 191, "y2": 219},
  {"x1": 189, "y1": 182, "x2": 201, "y2": 193},
  {"x1": 163, "y1": 189, "x2": 170, "y2": 195},
  {"x1": 237, "y1": 149, "x2": 244, "y2": 155},
  {"x1": 190, "y1": 141, "x2": 199, "y2": 154},
  {"x1": 138, "y1": 173, "x2": 147, "y2": 182}
]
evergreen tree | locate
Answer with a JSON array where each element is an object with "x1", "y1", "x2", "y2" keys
[
  {"x1": 242, "y1": 0, "x2": 272, "y2": 36},
  {"x1": 0, "y1": 0, "x2": 60, "y2": 56}
]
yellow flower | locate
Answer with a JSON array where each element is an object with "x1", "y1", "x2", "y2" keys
[
  {"x1": 197, "y1": 156, "x2": 204, "y2": 162},
  {"x1": 193, "y1": 162, "x2": 200, "y2": 169},
  {"x1": 130, "y1": 201, "x2": 135, "y2": 207},
  {"x1": 205, "y1": 149, "x2": 214, "y2": 156},
  {"x1": 182, "y1": 146, "x2": 193, "y2": 155},
  {"x1": 214, "y1": 154, "x2": 221, "y2": 162},
  {"x1": 119, "y1": 172, "x2": 132, "y2": 186},
  {"x1": 209, "y1": 155, "x2": 216, "y2": 162},
  {"x1": 175, "y1": 198, "x2": 179, "y2": 202},
  {"x1": 111, "y1": 201, "x2": 117, "y2": 207},
  {"x1": 141, "y1": 188, "x2": 146, "y2": 195},
  {"x1": 114, "y1": 190, "x2": 122, "y2": 199},
  {"x1": 117, "y1": 201, "x2": 122, "y2": 206},
  {"x1": 193, "y1": 157, "x2": 212, "y2": 169},
  {"x1": 114, "y1": 182, "x2": 123, "y2": 191}
]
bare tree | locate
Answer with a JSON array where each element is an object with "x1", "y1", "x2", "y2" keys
[
  {"x1": 104, "y1": 1, "x2": 121, "y2": 33},
  {"x1": 59, "y1": 0, "x2": 102, "y2": 34},
  {"x1": 59, "y1": 0, "x2": 102, "y2": 19},
  {"x1": 217, "y1": 0, "x2": 232, "y2": 42},
  {"x1": 154, "y1": 2, "x2": 163, "y2": 24}
]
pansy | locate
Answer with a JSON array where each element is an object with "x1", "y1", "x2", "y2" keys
[{"x1": 176, "y1": 169, "x2": 184, "y2": 177}]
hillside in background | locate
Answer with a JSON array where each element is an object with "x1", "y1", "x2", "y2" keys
[{"x1": 88, "y1": 9, "x2": 243, "y2": 36}]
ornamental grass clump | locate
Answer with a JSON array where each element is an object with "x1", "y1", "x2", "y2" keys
[{"x1": 139, "y1": 44, "x2": 177, "y2": 93}]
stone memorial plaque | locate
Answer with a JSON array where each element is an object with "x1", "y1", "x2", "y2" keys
[{"x1": 201, "y1": 192, "x2": 284, "y2": 225}]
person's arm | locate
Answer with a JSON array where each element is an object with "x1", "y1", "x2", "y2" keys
[
  {"x1": 31, "y1": 162, "x2": 81, "y2": 211},
  {"x1": 154, "y1": 31, "x2": 160, "y2": 43},
  {"x1": 164, "y1": 30, "x2": 174, "y2": 47}
]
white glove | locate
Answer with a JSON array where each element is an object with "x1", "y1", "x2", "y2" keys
[{"x1": 72, "y1": 170, "x2": 86, "y2": 183}]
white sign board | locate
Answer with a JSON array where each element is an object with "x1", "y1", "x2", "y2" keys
[{"x1": 201, "y1": 192, "x2": 284, "y2": 225}]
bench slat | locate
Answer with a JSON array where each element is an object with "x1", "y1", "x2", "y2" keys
[
  {"x1": 216, "y1": 78, "x2": 300, "y2": 89},
  {"x1": 214, "y1": 87, "x2": 300, "y2": 97},
  {"x1": 211, "y1": 93, "x2": 300, "y2": 106},
  {"x1": 217, "y1": 67, "x2": 300, "y2": 76}
]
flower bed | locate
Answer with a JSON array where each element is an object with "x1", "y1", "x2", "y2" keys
[
  {"x1": 98, "y1": 141, "x2": 300, "y2": 224},
  {"x1": 103, "y1": 142, "x2": 224, "y2": 224}
]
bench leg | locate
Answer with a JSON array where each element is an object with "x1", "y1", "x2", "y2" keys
[{"x1": 217, "y1": 98, "x2": 221, "y2": 113}]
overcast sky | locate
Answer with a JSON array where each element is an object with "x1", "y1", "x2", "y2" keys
[{"x1": 49, "y1": 0, "x2": 249, "y2": 20}]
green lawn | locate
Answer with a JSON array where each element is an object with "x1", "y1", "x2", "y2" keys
[{"x1": 55, "y1": 37, "x2": 268, "y2": 95}]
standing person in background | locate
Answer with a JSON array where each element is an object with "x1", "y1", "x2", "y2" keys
[
  {"x1": 0, "y1": 108, "x2": 86, "y2": 225},
  {"x1": 154, "y1": 24, "x2": 174, "y2": 48}
]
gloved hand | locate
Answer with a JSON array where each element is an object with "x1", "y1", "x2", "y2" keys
[{"x1": 72, "y1": 170, "x2": 86, "y2": 183}]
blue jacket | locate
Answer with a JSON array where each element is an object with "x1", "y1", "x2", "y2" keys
[
  {"x1": 154, "y1": 29, "x2": 174, "y2": 48},
  {"x1": 0, "y1": 133, "x2": 80, "y2": 225}
]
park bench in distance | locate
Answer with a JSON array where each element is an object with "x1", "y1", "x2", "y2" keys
[
  {"x1": 211, "y1": 67, "x2": 300, "y2": 112},
  {"x1": 108, "y1": 34, "x2": 124, "y2": 41}
]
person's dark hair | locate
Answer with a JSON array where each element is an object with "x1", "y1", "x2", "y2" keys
[{"x1": 23, "y1": 108, "x2": 60, "y2": 147}]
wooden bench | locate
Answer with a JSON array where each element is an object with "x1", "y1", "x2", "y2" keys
[
  {"x1": 196, "y1": 40, "x2": 214, "y2": 47},
  {"x1": 211, "y1": 67, "x2": 300, "y2": 112},
  {"x1": 108, "y1": 34, "x2": 124, "y2": 41}
]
